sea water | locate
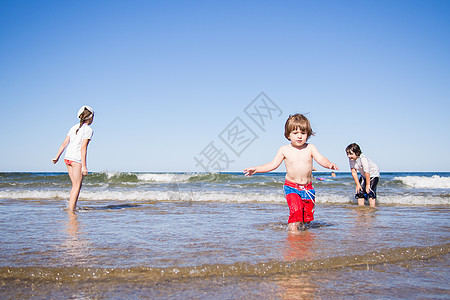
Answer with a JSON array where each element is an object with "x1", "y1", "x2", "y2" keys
[{"x1": 0, "y1": 172, "x2": 449, "y2": 298}]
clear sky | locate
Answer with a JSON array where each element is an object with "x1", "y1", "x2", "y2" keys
[{"x1": 1, "y1": 0, "x2": 449, "y2": 173}]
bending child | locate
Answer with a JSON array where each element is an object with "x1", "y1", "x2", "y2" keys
[
  {"x1": 345, "y1": 143, "x2": 380, "y2": 208},
  {"x1": 244, "y1": 114, "x2": 339, "y2": 232},
  {"x1": 52, "y1": 106, "x2": 94, "y2": 212}
]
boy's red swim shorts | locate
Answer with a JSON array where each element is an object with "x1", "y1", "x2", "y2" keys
[{"x1": 283, "y1": 180, "x2": 316, "y2": 223}]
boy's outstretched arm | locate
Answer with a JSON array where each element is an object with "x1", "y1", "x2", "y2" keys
[
  {"x1": 311, "y1": 144, "x2": 339, "y2": 170},
  {"x1": 244, "y1": 148, "x2": 284, "y2": 176}
]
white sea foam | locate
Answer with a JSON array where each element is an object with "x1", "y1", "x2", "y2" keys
[
  {"x1": 100, "y1": 172, "x2": 197, "y2": 183},
  {"x1": 0, "y1": 189, "x2": 283, "y2": 203},
  {"x1": 394, "y1": 175, "x2": 450, "y2": 189},
  {"x1": 136, "y1": 173, "x2": 195, "y2": 182},
  {"x1": 0, "y1": 190, "x2": 69, "y2": 200},
  {"x1": 105, "y1": 172, "x2": 125, "y2": 179},
  {"x1": 2, "y1": 189, "x2": 448, "y2": 206},
  {"x1": 379, "y1": 195, "x2": 450, "y2": 206}
]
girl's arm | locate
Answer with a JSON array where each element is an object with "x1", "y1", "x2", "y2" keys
[
  {"x1": 80, "y1": 139, "x2": 91, "y2": 176},
  {"x1": 52, "y1": 136, "x2": 70, "y2": 164},
  {"x1": 310, "y1": 144, "x2": 339, "y2": 170},
  {"x1": 244, "y1": 147, "x2": 284, "y2": 176}
]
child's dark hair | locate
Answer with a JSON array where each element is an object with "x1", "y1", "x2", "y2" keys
[
  {"x1": 346, "y1": 143, "x2": 362, "y2": 156},
  {"x1": 76, "y1": 108, "x2": 93, "y2": 134},
  {"x1": 284, "y1": 114, "x2": 315, "y2": 140}
]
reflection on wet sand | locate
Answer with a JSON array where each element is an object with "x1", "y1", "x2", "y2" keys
[
  {"x1": 283, "y1": 230, "x2": 316, "y2": 261},
  {"x1": 60, "y1": 211, "x2": 90, "y2": 265},
  {"x1": 274, "y1": 273, "x2": 317, "y2": 300},
  {"x1": 276, "y1": 230, "x2": 318, "y2": 299},
  {"x1": 352, "y1": 207, "x2": 377, "y2": 227},
  {"x1": 349, "y1": 206, "x2": 377, "y2": 242}
]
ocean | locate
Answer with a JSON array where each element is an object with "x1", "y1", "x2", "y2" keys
[{"x1": 0, "y1": 171, "x2": 449, "y2": 299}]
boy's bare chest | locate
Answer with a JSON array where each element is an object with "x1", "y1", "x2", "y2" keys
[{"x1": 284, "y1": 147, "x2": 312, "y2": 164}]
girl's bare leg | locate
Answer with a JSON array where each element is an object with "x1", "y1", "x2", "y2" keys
[
  {"x1": 357, "y1": 198, "x2": 365, "y2": 206},
  {"x1": 369, "y1": 198, "x2": 376, "y2": 208},
  {"x1": 67, "y1": 163, "x2": 83, "y2": 211}
]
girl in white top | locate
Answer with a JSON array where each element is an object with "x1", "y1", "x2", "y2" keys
[{"x1": 52, "y1": 106, "x2": 94, "y2": 212}]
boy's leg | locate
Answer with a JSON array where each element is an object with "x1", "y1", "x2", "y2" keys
[
  {"x1": 288, "y1": 222, "x2": 300, "y2": 231},
  {"x1": 67, "y1": 163, "x2": 83, "y2": 211},
  {"x1": 286, "y1": 193, "x2": 304, "y2": 232},
  {"x1": 356, "y1": 177, "x2": 367, "y2": 206},
  {"x1": 368, "y1": 177, "x2": 379, "y2": 208},
  {"x1": 303, "y1": 198, "x2": 315, "y2": 223}
]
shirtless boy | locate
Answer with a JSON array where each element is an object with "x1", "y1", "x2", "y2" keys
[{"x1": 244, "y1": 114, "x2": 339, "y2": 232}]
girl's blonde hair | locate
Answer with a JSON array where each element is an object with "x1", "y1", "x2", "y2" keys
[{"x1": 284, "y1": 114, "x2": 315, "y2": 140}]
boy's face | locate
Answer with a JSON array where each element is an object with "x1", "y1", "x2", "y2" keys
[
  {"x1": 289, "y1": 129, "x2": 308, "y2": 147},
  {"x1": 347, "y1": 151, "x2": 358, "y2": 161}
]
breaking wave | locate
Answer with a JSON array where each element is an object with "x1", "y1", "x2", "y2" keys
[{"x1": 394, "y1": 175, "x2": 450, "y2": 189}]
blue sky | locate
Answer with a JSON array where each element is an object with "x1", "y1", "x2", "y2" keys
[{"x1": 1, "y1": 0, "x2": 449, "y2": 173}]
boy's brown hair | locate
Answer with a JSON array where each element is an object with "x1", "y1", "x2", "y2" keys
[
  {"x1": 284, "y1": 114, "x2": 315, "y2": 140},
  {"x1": 345, "y1": 143, "x2": 362, "y2": 156}
]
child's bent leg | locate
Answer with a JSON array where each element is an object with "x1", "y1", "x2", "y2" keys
[
  {"x1": 67, "y1": 163, "x2": 83, "y2": 211},
  {"x1": 357, "y1": 198, "x2": 365, "y2": 206},
  {"x1": 368, "y1": 178, "x2": 378, "y2": 208}
]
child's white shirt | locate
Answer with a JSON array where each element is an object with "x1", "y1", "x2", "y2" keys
[
  {"x1": 349, "y1": 154, "x2": 380, "y2": 178},
  {"x1": 64, "y1": 123, "x2": 93, "y2": 163}
]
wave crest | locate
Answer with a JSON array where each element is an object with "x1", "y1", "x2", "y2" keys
[
  {"x1": 394, "y1": 175, "x2": 450, "y2": 189},
  {"x1": 2, "y1": 190, "x2": 448, "y2": 205}
]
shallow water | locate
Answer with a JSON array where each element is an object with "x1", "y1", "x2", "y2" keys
[{"x1": 1, "y1": 172, "x2": 449, "y2": 298}]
